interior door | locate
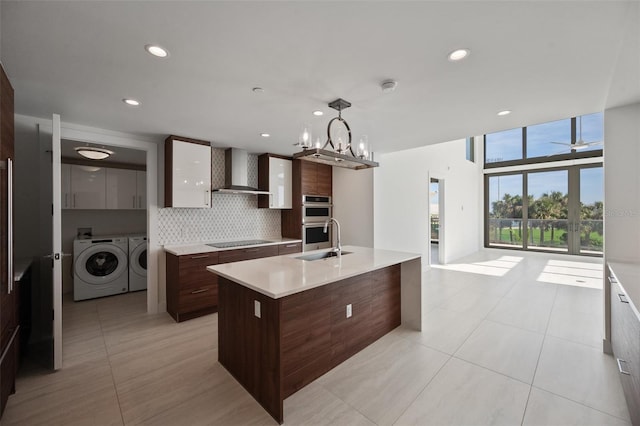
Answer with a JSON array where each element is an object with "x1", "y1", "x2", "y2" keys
[
  {"x1": 31, "y1": 115, "x2": 62, "y2": 370},
  {"x1": 51, "y1": 114, "x2": 62, "y2": 370}
]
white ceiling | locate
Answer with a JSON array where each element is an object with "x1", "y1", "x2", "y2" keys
[{"x1": 1, "y1": 1, "x2": 639, "y2": 157}]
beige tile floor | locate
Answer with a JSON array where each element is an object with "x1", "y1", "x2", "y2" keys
[{"x1": 2, "y1": 249, "x2": 631, "y2": 425}]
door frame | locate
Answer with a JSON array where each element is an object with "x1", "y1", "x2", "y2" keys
[
  {"x1": 428, "y1": 173, "x2": 445, "y2": 265},
  {"x1": 52, "y1": 114, "x2": 62, "y2": 369},
  {"x1": 15, "y1": 114, "x2": 160, "y2": 315}
]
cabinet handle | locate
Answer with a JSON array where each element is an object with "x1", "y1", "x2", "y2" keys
[
  {"x1": 617, "y1": 358, "x2": 631, "y2": 375},
  {"x1": 138, "y1": 195, "x2": 142, "y2": 208},
  {"x1": 190, "y1": 254, "x2": 209, "y2": 259},
  {"x1": 73, "y1": 193, "x2": 76, "y2": 208},
  {"x1": 7, "y1": 159, "x2": 13, "y2": 294},
  {"x1": 244, "y1": 248, "x2": 260, "y2": 253},
  {"x1": 608, "y1": 276, "x2": 618, "y2": 284},
  {"x1": 133, "y1": 195, "x2": 136, "y2": 208},
  {"x1": 618, "y1": 293, "x2": 629, "y2": 304},
  {"x1": 284, "y1": 244, "x2": 298, "y2": 248},
  {"x1": 191, "y1": 288, "x2": 209, "y2": 294},
  {"x1": 65, "y1": 193, "x2": 68, "y2": 208}
]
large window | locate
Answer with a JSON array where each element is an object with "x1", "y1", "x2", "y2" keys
[
  {"x1": 485, "y1": 128, "x2": 522, "y2": 164},
  {"x1": 484, "y1": 112, "x2": 603, "y2": 256},
  {"x1": 527, "y1": 170, "x2": 568, "y2": 251},
  {"x1": 485, "y1": 166, "x2": 603, "y2": 255},
  {"x1": 484, "y1": 112, "x2": 603, "y2": 167},
  {"x1": 487, "y1": 174, "x2": 523, "y2": 248},
  {"x1": 526, "y1": 118, "x2": 571, "y2": 159}
]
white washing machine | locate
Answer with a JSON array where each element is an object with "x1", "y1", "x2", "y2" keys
[
  {"x1": 128, "y1": 235, "x2": 147, "y2": 292},
  {"x1": 73, "y1": 236, "x2": 129, "y2": 301}
]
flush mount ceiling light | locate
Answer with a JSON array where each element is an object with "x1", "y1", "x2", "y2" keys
[
  {"x1": 448, "y1": 48, "x2": 470, "y2": 61},
  {"x1": 144, "y1": 44, "x2": 169, "y2": 58},
  {"x1": 74, "y1": 146, "x2": 114, "y2": 160},
  {"x1": 260, "y1": 133, "x2": 270, "y2": 138},
  {"x1": 293, "y1": 98, "x2": 379, "y2": 170},
  {"x1": 123, "y1": 98, "x2": 140, "y2": 107},
  {"x1": 312, "y1": 110, "x2": 324, "y2": 116},
  {"x1": 497, "y1": 110, "x2": 512, "y2": 116}
]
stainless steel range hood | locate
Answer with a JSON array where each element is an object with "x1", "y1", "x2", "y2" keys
[{"x1": 213, "y1": 148, "x2": 270, "y2": 195}]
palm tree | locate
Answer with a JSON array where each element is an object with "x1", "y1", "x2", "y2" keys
[
  {"x1": 491, "y1": 193, "x2": 523, "y2": 243},
  {"x1": 530, "y1": 194, "x2": 554, "y2": 245},
  {"x1": 548, "y1": 191, "x2": 568, "y2": 243}
]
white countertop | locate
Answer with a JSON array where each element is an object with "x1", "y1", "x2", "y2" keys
[
  {"x1": 163, "y1": 238, "x2": 302, "y2": 256},
  {"x1": 609, "y1": 261, "x2": 640, "y2": 320},
  {"x1": 207, "y1": 245, "x2": 421, "y2": 299}
]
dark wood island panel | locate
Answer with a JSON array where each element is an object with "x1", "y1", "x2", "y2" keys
[{"x1": 217, "y1": 264, "x2": 401, "y2": 424}]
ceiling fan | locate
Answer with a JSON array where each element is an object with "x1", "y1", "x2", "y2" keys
[{"x1": 550, "y1": 116, "x2": 603, "y2": 152}]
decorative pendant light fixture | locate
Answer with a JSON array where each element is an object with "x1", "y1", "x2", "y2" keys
[
  {"x1": 74, "y1": 146, "x2": 113, "y2": 160},
  {"x1": 293, "y1": 98, "x2": 379, "y2": 170}
]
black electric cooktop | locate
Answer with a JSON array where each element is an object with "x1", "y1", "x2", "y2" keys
[{"x1": 207, "y1": 239, "x2": 273, "y2": 249}]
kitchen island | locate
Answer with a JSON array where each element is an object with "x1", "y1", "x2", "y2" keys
[{"x1": 207, "y1": 246, "x2": 422, "y2": 424}]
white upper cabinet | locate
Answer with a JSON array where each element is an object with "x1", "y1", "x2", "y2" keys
[
  {"x1": 70, "y1": 165, "x2": 106, "y2": 209},
  {"x1": 63, "y1": 164, "x2": 146, "y2": 210},
  {"x1": 258, "y1": 154, "x2": 292, "y2": 209},
  {"x1": 136, "y1": 171, "x2": 146, "y2": 209},
  {"x1": 61, "y1": 163, "x2": 71, "y2": 209},
  {"x1": 106, "y1": 168, "x2": 137, "y2": 209},
  {"x1": 165, "y1": 137, "x2": 211, "y2": 208},
  {"x1": 268, "y1": 157, "x2": 292, "y2": 209}
]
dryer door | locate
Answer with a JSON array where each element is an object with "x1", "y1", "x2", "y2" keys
[
  {"x1": 75, "y1": 244, "x2": 128, "y2": 285},
  {"x1": 130, "y1": 242, "x2": 147, "y2": 277}
]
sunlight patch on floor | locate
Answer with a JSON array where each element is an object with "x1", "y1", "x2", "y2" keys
[
  {"x1": 536, "y1": 259, "x2": 603, "y2": 289},
  {"x1": 433, "y1": 256, "x2": 524, "y2": 277}
]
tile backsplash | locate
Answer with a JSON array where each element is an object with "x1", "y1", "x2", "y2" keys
[{"x1": 158, "y1": 150, "x2": 281, "y2": 245}]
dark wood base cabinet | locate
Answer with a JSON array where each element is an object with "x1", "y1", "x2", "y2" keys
[
  {"x1": 166, "y1": 243, "x2": 302, "y2": 322},
  {"x1": 218, "y1": 265, "x2": 401, "y2": 424},
  {"x1": 166, "y1": 252, "x2": 220, "y2": 322},
  {"x1": 609, "y1": 265, "x2": 640, "y2": 425}
]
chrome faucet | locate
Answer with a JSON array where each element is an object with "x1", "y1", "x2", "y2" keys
[{"x1": 323, "y1": 218, "x2": 342, "y2": 256}]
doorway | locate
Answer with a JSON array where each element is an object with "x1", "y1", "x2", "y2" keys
[
  {"x1": 430, "y1": 177, "x2": 444, "y2": 265},
  {"x1": 13, "y1": 114, "x2": 159, "y2": 371}
]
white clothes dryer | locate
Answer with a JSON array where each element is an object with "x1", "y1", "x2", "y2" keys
[
  {"x1": 128, "y1": 235, "x2": 147, "y2": 292},
  {"x1": 73, "y1": 236, "x2": 129, "y2": 301}
]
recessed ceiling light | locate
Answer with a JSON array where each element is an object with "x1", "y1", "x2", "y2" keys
[
  {"x1": 497, "y1": 110, "x2": 512, "y2": 116},
  {"x1": 74, "y1": 146, "x2": 114, "y2": 160},
  {"x1": 260, "y1": 133, "x2": 270, "y2": 138},
  {"x1": 448, "y1": 48, "x2": 470, "y2": 61},
  {"x1": 145, "y1": 44, "x2": 169, "y2": 58},
  {"x1": 312, "y1": 110, "x2": 324, "y2": 116},
  {"x1": 123, "y1": 98, "x2": 140, "y2": 106}
]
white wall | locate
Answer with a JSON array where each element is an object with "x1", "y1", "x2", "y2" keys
[
  {"x1": 332, "y1": 167, "x2": 373, "y2": 247},
  {"x1": 374, "y1": 138, "x2": 483, "y2": 266},
  {"x1": 604, "y1": 102, "x2": 640, "y2": 262}
]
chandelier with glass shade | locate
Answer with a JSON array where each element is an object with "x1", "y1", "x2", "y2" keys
[{"x1": 293, "y1": 98, "x2": 379, "y2": 170}]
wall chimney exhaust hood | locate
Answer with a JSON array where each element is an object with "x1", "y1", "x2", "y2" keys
[{"x1": 213, "y1": 148, "x2": 270, "y2": 195}]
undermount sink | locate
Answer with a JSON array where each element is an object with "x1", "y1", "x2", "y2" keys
[{"x1": 295, "y1": 251, "x2": 352, "y2": 261}]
